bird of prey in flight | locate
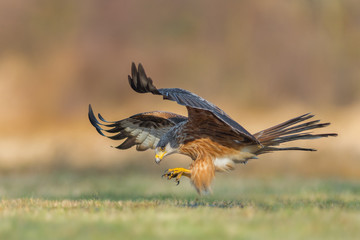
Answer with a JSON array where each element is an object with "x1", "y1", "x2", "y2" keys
[{"x1": 88, "y1": 63, "x2": 337, "y2": 194}]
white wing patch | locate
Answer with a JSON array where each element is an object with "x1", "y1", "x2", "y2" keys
[
  {"x1": 140, "y1": 132, "x2": 156, "y2": 149},
  {"x1": 130, "y1": 128, "x2": 141, "y2": 136},
  {"x1": 136, "y1": 130, "x2": 149, "y2": 142},
  {"x1": 123, "y1": 121, "x2": 173, "y2": 150},
  {"x1": 123, "y1": 122, "x2": 165, "y2": 150}
]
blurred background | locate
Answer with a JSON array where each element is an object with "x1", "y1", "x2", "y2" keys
[{"x1": 0, "y1": 0, "x2": 359, "y2": 179}]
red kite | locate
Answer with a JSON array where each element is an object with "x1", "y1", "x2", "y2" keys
[{"x1": 89, "y1": 63, "x2": 337, "y2": 194}]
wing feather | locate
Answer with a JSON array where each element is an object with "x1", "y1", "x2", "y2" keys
[
  {"x1": 116, "y1": 137, "x2": 136, "y2": 149},
  {"x1": 88, "y1": 105, "x2": 187, "y2": 151},
  {"x1": 138, "y1": 132, "x2": 156, "y2": 151},
  {"x1": 135, "y1": 131, "x2": 149, "y2": 143},
  {"x1": 128, "y1": 62, "x2": 259, "y2": 144}
]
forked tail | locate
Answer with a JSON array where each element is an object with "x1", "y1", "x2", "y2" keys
[{"x1": 254, "y1": 113, "x2": 337, "y2": 155}]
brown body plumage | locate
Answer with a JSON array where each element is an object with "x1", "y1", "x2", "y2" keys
[
  {"x1": 89, "y1": 63, "x2": 337, "y2": 194},
  {"x1": 180, "y1": 138, "x2": 241, "y2": 193}
]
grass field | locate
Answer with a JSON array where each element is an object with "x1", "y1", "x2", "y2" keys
[{"x1": 0, "y1": 169, "x2": 359, "y2": 240}]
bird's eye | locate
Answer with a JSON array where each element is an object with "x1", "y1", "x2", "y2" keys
[{"x1": 160, "y1": 147, "x2": 165, "y2": 151}]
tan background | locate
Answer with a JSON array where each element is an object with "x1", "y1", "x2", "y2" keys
[{"x1": 0, "y1": 0, "x2": 358, "y2": 178}]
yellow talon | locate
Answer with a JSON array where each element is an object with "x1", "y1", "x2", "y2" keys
[
  {"x1": 162, "y1": 168, "x2": 191, "y2": 185},
  {"x1": 167, "y1": 168, "x2": 191, "y2": 174}
]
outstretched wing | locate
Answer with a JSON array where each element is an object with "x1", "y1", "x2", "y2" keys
[
  {"x1": 128, "y1": 62, "x2": 259, "y2": 144},
  {"x1": 88, "y1": 105, "x2": 187, "y2": 151}
]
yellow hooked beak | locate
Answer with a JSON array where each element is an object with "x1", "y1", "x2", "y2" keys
[{"x1": 155, "y1": 151, "x2": 166, "y2": 164}]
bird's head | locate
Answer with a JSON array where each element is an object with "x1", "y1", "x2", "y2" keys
[{"x1": 155, "y1": 131, "x2": 179, "y2": 164}]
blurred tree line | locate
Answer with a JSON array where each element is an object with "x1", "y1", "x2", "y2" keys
[
  {"x1": 0, "y1": 0, "x2": 358, "y2": 175},
  {"x1": 1, "y1": 0, "x2": 359, "y2": 126}
]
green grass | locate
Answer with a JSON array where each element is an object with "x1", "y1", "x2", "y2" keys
[{"x1": 0, "y1": 170, "x2": 359, "y2": 240}]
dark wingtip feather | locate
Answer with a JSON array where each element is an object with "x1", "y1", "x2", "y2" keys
[
  {"x1": 138, "y1": 63, "x2": 152, "y2": 93},
  {"x1": 131, "y1": 62, "x2": 138, "y2": 86},
  {"x1": 98, "y1": 113, "x2": 114, "y2": 123},
  {"x1": 88, "y1": 104, "x2": 106, "y2": 136},
  {"x1": 127, "y1": 62, "x2": 160, "y2": 95},
  {"x1": 128, "y1": 77, "x2": 137, "y2": 93},
  {"x1": 88, "y1": 105, "x2": 99, "y2": 126},
  {"x1": 325, "y1": 133, "x2": 338, "y2": 137},
  {"x1": 115, "y1": 137, "x2": 136, "y2": 149},
  {"x1": 108, "y1": 132, "x2": 127, "y2": 140}
]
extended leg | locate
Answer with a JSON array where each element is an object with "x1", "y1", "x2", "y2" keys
[{"x1": 162, "y1": 168, "x2": 191, "y2": 185}]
